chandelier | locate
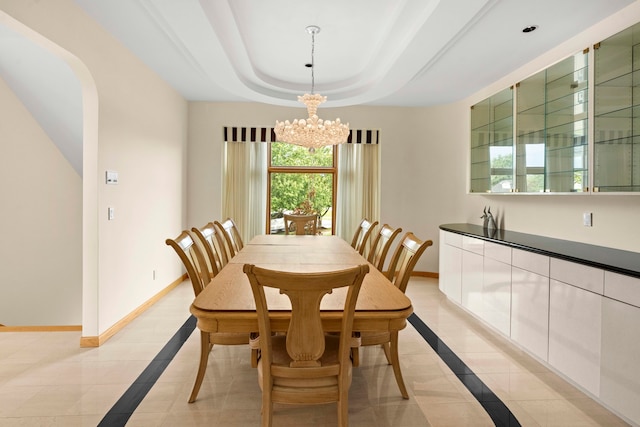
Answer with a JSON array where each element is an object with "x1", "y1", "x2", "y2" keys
[{"x1": 274, "y1": 25, "x2": 350, "y2": 152}]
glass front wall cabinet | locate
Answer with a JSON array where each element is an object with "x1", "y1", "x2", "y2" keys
[
  {"x1": 470, "y1": 87, "x2": 514, "y2": 193},
  {"x1": 516, "y1": 50, "x2": 589, "y2": 193},
  {"x1": 594, "y1": 21, "x2": 640, "y2": 192}
]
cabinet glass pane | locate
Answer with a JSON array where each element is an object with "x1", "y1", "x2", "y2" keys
[
  {"x1": 594, "y1": 22, "x2": 640, "y2": 192},
  {"x1": 516, "y1": 51, "x2": 589, "y2": 192},
  {"x1": 546, "y1": 52, "x2": 589, "y2": 193},
  {"x1": 516, "y1": 70, "x2": 546, "y2": 192},
  {"x1": 470, "y1": 87, "x2": 513, "y2": 193}
]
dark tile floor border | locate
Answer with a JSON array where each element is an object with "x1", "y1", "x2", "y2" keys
[
  {"x1": 97, "y1": 316, "x2": 197, "y2": 426},
  {"x1": 408, "y1": 313, "x2": 521, "y2": 426},
  {"x1": 99, "y1": 313, "x2": 520, "y2": 426}
]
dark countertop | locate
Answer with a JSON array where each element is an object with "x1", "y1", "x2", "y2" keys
[{"x1": 440, "y1": 223, "x2": 640, "y2": 279}]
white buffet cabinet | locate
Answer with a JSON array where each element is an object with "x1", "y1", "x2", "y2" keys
[{"x1": 439, "y1": 227, "x2": 640, "y2": 426}]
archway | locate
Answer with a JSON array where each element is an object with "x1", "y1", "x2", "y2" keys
[{"x1": 0, "y1": 11, "x2": 99, "y2": 342}]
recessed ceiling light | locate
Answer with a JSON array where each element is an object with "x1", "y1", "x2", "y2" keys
[{"x1": 522, "y1": 25, "x2": 538, "y2": 33}]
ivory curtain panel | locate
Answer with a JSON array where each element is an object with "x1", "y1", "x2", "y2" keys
[
  {"x1": 222, "y1": 140, "x2": 267, "y2": 244},
  {"x1": 336, "y1": 142, "x2": 380, "y2": 246}
]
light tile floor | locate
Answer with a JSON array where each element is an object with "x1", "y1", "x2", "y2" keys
[{"x1": 0, "y1": 278, "x2": 630, "y2": 426}]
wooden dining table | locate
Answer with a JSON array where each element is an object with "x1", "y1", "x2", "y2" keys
[{"x1": 189, "y1": 234, "x2": 414, "y2": 336}]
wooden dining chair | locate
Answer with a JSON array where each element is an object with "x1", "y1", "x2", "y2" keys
[
  {"x1": 166, "y1": 230, "x2": 258, "y2": 403},
  {"x1": 355, "y1": 232, "x2": 432, "y2": 399},
  {"x1": 350, "y1": 218, "x2": 378, "y2": 256},
  {"x1": 243, "y1": 263, "x2": 369, "y2": 427},
  {"x1": 214, "y1": 217, "x2": 244, "y2": 258},
  {"x1": 367, "y1": 224, "x2": 402, "y2": 272},
  {"x1": 283, "y1": 213, "x2": 318, "y2": 235},
  {"x1": 191, "y1": 222, "x2": 228, "y2": 274}
]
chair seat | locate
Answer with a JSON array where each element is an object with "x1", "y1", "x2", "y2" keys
[{"x1": 257, "y1": 334, "x2": 352, "y2": 397}]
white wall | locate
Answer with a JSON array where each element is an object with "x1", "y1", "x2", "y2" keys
[
  {"x1": 0, "y1": 77, "x2": 82, "y2": 326},
  {"x1": 0, "y1": 0, "x2": 188, "y2": 334}
]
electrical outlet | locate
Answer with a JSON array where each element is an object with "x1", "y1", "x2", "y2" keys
[{"x1": 583, "y1": 212, "x2": 592, "y2": 227}]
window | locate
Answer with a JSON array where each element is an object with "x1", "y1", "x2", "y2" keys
[{"x1": 267, "y1": 142, "x2": 336, "y2": 235}]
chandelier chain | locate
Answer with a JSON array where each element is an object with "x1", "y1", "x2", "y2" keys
[{"x1": 310, "y1": 29, "x2": 315, "y2": 94}]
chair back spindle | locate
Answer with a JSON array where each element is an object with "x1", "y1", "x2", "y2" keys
[
  {"x1": 367, "y1": 224, "x2": 402, "y2": 271},
  {"x1": 350, "y1": 218, "x2": 379, "y2": 256},
  {"x1": 165, "y1": 231, "x2": 209, "y2": 296},
  {"x1": 215, "y1": 218, "x2": 244, "y2": 258}
]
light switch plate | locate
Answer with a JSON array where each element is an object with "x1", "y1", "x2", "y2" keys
[
  {"x1": 106, "y1": 170, "x2": 118, "y2": 185},
  {"x1": 108, "y1": 207, "x2": 115, "y2": 220},
  {"x1": 583, "y1": 212, "x2": 592, "y2": 227}
]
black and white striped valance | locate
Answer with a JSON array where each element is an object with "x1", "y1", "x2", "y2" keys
[
  {"x1": 346, "y1": 129, "x2": 379, "y2": 145},
  {"x1": 223, "y1": 127, "x2": 380, "y2": 144},
  {"x1": 223, "y1": 127, "x2": 277, "y2": 143}
]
